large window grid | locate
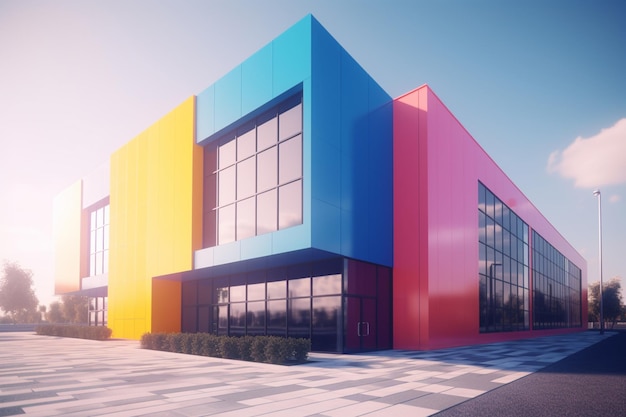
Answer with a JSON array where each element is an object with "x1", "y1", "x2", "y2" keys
[
  {"x1": 532, "y1": 232, "x2": 582, "y2": 329},
  {"x1": 478, "y1": 182, "x2": 530, "y2": 332},
  {"x1": 180, "y1": 259, "x2": 393, "y2": 353},
  {"x1": 89, "y1": 204, "x2": 109, "y2": 277},
  {"x1": 203, "y1": 95, "x2": 303, "y2": 247}
]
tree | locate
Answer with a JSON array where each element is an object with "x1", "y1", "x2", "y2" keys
[
  {"x1": 47, "y1": 301, "x2": 65, "y2": 323},
  {"x1": 0, "y1": 261, "x2": 39, "y2": 323},
  {"x1": 588, "y1": 277, "x2": 624, "y2": 329},
  {"x1": 45, "y1": 296, "x2": 89, "y2": 324},
  {"x1": 61, "y1": 295, "x2": 88, "y2": 324}
]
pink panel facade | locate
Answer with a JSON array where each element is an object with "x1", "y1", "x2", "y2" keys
[{"x1": 393, "y1": 85, "x2": 587, "y2": 350}]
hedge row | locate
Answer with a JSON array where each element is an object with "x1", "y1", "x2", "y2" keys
[
  {"x1": 35, "y1": 324, "x2": 112, "y2": 341},
  {"x1": 141, "y1": 333, "x2": 311, "y2": 364}
]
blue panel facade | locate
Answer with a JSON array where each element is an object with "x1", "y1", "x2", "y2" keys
[
  {"x1": 241, "y1": 46, "x2": 273, "y2": 116},
  {"x1": 194, "y1": 14, "x2": 393, "y2": 270}
]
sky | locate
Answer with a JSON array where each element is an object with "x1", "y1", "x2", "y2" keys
[{"x1": 1, "y1": 0, "x2": 625, "y2": 307}]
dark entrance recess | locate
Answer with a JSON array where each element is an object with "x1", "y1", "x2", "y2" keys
[{"x1": 180, "y1": 257, "x2": 392, "y2": 353}]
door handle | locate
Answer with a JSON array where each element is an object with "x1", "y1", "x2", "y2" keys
[{"x1": 357, "y1": 322, "x2": 370, "y2": 337}]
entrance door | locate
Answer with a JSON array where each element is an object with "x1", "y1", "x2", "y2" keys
[{"x1": 345, "y1": 296, "x2": 377, "y2": 352}]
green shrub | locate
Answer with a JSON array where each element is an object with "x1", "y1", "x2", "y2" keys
[
  {"x1": 139, "y1": 333, "x2": 310, "y2": 364},
  {"x1": 179, "y1": 333, "x2": 194, "y2": 354},
  {"x1": 219, "y1": 336, "x2": 239, "y2": 359},
  {"x1": 202, "y1": 334, "x2": 220, "y2": 357},
  {"x1": 237, "y1": 336, "x2": 255, "y2": 361},
  {"x1": 265, "y1": 336, "x2": 290, "y2": 364},
  {"x1": 166, "y1": 333, "x2": 182, "y2": 353},
  {"x1": 251, "y1": 336, "x2": 268, "y2": 362},
  {"x1": 35, "y1": 324, "x2": 112, "y2": 341}
]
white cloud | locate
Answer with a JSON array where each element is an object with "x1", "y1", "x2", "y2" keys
[
  {"x1": 547, "y1": 118, "x2": 626, "y2": 188},
  {"x1": 609, "y1": 194, "x2": 621, "y2": 203}
]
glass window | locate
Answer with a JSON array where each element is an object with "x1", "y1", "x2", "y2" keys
[
  {"x1": 230, "y1": 285, "x2": 246, "y2": 303},
  {"x1": 279, "y1": 134, "x2": 302, "y2": 184},
  {"x1": 313, "y1": 274, "x2": 341, "y2": 296},
  {"x1": 218, "y1": 204, "x2": 235, "y2": 244},
  {"x1": 218, "y1": 166, "x2": 236, "y2": 205},
  {"x1": 247, "y1": 283, "x2": 265, "y2": 301},
  {"x1": 288, "y1": 277, "x2": 310, "y2": 298},
  {"x1": 257, "y1": 147, "x2": 277, "y2": 192},
  {"x1": 279, "y1": 180, "x2": 302, "y2": 230},
  {"x1": 204, "y1": 95, "x2": 303, "y2": 248},
  {"x1": 279, "y1": 103, "x2": 302, "y2": 141},
  {"x1": 257, "y1": 189, "x2": 277, "y2": 235},
  {"x1": 219, "y1": 136, "x2": 236, "y2": 168},
  {"x1": 230, "y1": 303, "x2": 245, "y2": 335},
  {"x1": 257, "y1": 116, "x2": 277, "y2": 151},
  {"x1": 237, "y1": 157, "x2": 256, "y2": 199},
  {"x1": 267, "y1": 299, "x2": 286, "y2": 336},
  {"x1": 267, "y1": 280, "x2": 286, "y2": 299},
  {"x1": 237, "y1": 127, "x2": 255, "y2": 161},
  {"x1": 288, "y1": 297, "x2": 310, "y2": 338},
  {"x1": 215, "y1": 281, "x2": 229, "y2": 304},
  {"x1": 236, "y1": 197, "x2": 255, "y2": 241},
  {"x1": 247, "y1": 301, "x2": 265, "y2": 334}
]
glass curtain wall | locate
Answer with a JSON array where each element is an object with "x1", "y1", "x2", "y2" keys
[
  {"x1": 181, "y1": 258, "x2": 392, "y2": 353},
  {"x1": 532, "y1": 231, "x2": 582, "y2": 329},
  {"x1": 478, "y1": 182, "x2": 530, "y2": 332}
]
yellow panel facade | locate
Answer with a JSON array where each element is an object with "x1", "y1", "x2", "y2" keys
[
  {"x1": 109, "y1": 96, "x2": 203, "y2": 339},
  {"x1": 53, "y1": 180, "x2": 83, "y2": 294}
]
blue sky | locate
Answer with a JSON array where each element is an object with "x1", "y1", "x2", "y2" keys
[{"x1": 1, "y1": 0, "x2": 625, "y2": 306}]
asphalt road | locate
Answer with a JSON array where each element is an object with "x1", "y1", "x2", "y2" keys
[{"x1": 435, "y1": 331, "x2": 626, "y2": 417}]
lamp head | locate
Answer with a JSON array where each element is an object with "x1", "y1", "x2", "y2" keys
[{"x1": 593, "y1": 189, "x2": 601, "y2": 197}]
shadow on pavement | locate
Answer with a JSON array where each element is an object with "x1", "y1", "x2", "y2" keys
[{"x1": 435, "y1": 331, "x2": 626, "y2": 417}]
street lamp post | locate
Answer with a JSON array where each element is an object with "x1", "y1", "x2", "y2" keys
[{"x1": 593, "y1": 189, "x2": 604, "y2": 335}]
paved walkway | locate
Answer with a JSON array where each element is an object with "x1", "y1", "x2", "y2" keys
[{"x1": 0, "y1": 331, "x2": 616, "y2": 416}]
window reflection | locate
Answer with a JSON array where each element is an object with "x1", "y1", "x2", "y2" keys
[
  {"x1": 237, "y1": 157, "x2": 256, "y2": 199},
  {"x1": 289, "y1": 277, "x2": 310, "y2": 298},
  {"x1": 247, "y1": 301, "x2": 265, "y2": 334},
  {"x1": 267, "y1": 280, "x2": 286, "y2": 299},
  {"x1": 278, "y1": 135, "x2": 302, "y2": 184},
  {"x1": 279, "y1": 180, "x2": 302, "y2": 229},
  {"x1": 256, "y1": 189, "x2": 277, "y2": 235},
  {"x1": 257, "y1": 147, "x2": 277, "y2": 192},
  {"x1": 279, "y1": 103, "x2": 302, "y2": 141},
  {"x1": 236, "y1": 197, "x2": 256, "y2": 241},
  {"x1": 218, "y1": 136, "x2": 236, "y2": 169},
  {"x1": 313, "y1": 274, "x2": 341, "y2": 296},
  {"x1": 218, "y1": 204, "x2": 235, "y2": 244},
  {"x1": 288, "y1": 298, "x2": 310, "y2": 338},
  {"x1": 247, "y1": 283, "x2": 265, "y2": 301},
  {"x1": 267, "y1": 300, "x2": 286, "y2": 336},
  {"x1": 237, "y1": 127, "x2": 255, "y2": 161},
  {"x1": 257, "y1": 116, "x2": 277, "y2": 151},
  {"x1": 532, "y1": 231, "x2": 581, "y2": 329}
]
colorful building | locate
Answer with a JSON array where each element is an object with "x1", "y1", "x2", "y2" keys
[{"x1": 53, "y1": 15, "x2": 587, "y2": 352}]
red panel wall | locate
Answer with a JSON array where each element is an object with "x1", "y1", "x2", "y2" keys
[{"x1": 393, "y1": 85, "x2": 587, "y2": 350}]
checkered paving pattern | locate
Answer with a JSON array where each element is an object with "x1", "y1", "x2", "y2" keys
[{"x1": 0, "y1": 331, "x2": 613, "y2": 416}]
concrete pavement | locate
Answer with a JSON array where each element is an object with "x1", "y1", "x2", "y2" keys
[{"x1": 0, "y1": 331, "x2": 618, "y2": 416}]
